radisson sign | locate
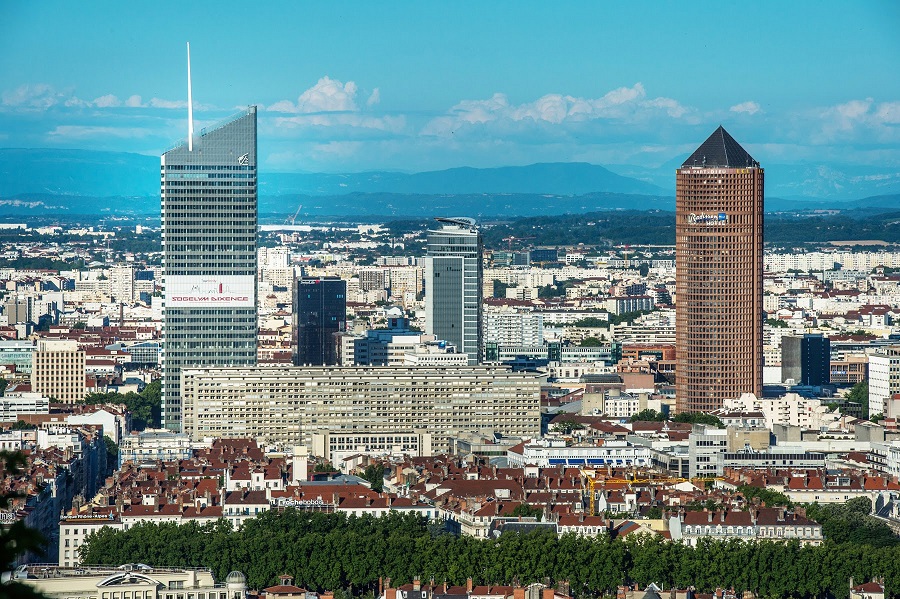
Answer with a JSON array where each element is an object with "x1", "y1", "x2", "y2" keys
[{"x1": 687, "y1": 212, "x2": 728, "y2": 225}]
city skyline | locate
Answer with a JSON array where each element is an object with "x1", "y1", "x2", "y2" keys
[{"x1": 1, "y1": 2, "x2": 899, "y2": 174}]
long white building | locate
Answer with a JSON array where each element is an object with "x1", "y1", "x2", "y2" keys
[{"x1": 181, "y1": 366, "x2": 541, "y2": 453}]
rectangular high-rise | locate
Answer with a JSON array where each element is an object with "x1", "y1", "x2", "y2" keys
[
  {"x1": 676, "y1": 126, "x2": 764, "y2": 413},
  {"x1": 294, "y1": 277, "x2": 347, "y2": 366},
  {"x1": 425, "y1": 217, "x2": 483, "y2": 364},
  {"x1": 160, "y1": 107, "x2": 258, "y2": 431},
  {"x1": 781, "y1": 334, "x2": 831, "y2": 387}
]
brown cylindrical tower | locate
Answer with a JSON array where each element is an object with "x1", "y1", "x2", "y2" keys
[{"x1": 675, "y1": 126, "x2": 764, "y2": 413}]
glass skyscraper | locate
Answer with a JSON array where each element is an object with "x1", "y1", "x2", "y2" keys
[
  {"x1": 425, "y1": 217, "x2": 483, "y2": 365},
  {"x1": 160, "y1": 107, "x2": 258, "y2": 431},
  {"x1": 293, "y1": 277, "x2": 347, "y2": 366}
]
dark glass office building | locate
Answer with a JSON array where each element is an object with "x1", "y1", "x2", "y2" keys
[
  {"x1": 294, "y1": 277, "x2": 347, "y2": 366},
  {"x1": 161, "y1": 107, "x2": 258, "y2": 431},
  {"x1": 782, "y1": 334, "x2": 831, "y2": 386}
]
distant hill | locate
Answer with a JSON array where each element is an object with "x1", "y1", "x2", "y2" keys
[
  {"x1": 0, "y1": 149, "x2": 664, "y2": 198},
  {"x1": 263, "y1": 162, "x2": 667, "y2": 196},
  {"x1": 607, "y1": 160, "x2": 900, "y2": 201},
  {"x1": 1, "y1": 148, "x2": 898, "y2": 218},
  {"x1": 0, "y1": 148, "x2": 159, "y2": 197}
]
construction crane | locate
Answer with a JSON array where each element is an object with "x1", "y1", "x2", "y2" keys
[{"x1": 284, "y1": 204, "x2": 302, "y2": 226}]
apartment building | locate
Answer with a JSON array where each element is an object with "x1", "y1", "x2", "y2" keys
[
  {"x1": 181, "y1": 366, "x2": 541, "y2": 452},
  {"x1": 31, "y1": 339, "x2": 86, "y2": 404}
]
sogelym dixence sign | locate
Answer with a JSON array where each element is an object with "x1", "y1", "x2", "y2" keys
[{"x1": 165, "y1": 275, "x2": 255, "y2": 308}]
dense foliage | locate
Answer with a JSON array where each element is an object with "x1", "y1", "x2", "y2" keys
[
  {"x1": 671, "y1": 413, "x2": 724, "y2": 428},
  {"x1": 81, "y1": 380, "x2": 161, "y2": 430},
  {"x1": 736, "y1": 485, "x2": 793, "y2": 508},
  {"x1": 0, "y1": 451, "x2": 48, "y2": 599},
  {"x1": 79, "y1": 510, "x2": 899, "y2": 598},
  {"x1": 846, "y1": 381, "x2": 869, "y2": 419},
  {"x1": 805, "y1": 498, "x2": 899, "y2": 548}
]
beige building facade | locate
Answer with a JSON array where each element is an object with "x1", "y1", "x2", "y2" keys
[
  {"x1": 181, "y1": 366, "x2": 541, "y2": 452},
  {"x1": 31, "y1": 339, "x2": 86, "y2": 404}
]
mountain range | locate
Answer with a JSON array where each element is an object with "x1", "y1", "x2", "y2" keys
[{"x1": 0, "y1": 148, "x2": 898, "y2": 218}]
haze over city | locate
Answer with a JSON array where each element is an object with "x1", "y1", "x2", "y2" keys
[{"x1": 2, "y1": 1, "x2": 899, "y2": 179}]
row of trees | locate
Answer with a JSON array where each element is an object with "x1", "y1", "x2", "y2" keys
[
  {"x1": 79, "y1": 510, "x2": 898, "y2": 598},
  {"x1": 629, "y1": 409, "x2": 724, "y2": 428}
]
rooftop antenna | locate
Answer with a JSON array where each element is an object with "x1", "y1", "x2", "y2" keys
[{"x1": 187, "y1": 41, "x2": 194, "y2": 151}]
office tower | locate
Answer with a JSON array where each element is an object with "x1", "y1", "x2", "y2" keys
[
  {"x1": 781, "y1": 334, "x2": 831, "y2": 386},
  {"x1": 160, "y1": 106, "x2": 258, "y2": 431},
  {"x1": 675, "y1": 126, "x2": 763, "y2": 413},
  {"x1": 294, "y1": 277, "x2": 347, "y2": 365},
  {"x1": 31, "y1": 340, "x2": 85, "y2": 404},
  {"x1": 425, "y1": 217, "x2": 483, "y2": 364}
]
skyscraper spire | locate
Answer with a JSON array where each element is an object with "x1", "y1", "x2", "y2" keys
[{"x1": 187, "y1": 42, "x2": 194, "y2": 152}]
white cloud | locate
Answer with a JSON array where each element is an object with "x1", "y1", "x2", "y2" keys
[
  {"x1": 148, "y1": 97, "x2": 188, "y2": 109},
  {"x1": 730, "y1": 101, "x2": 761, "y2": 115},
  {"x1": 874, "y1": 101, "x2": 900, "y2": 124},
  {"x1": 125, "y1": 95, "x2": 143, "y2": 108},
  {"x1": 48, "y1": 125, "x2": 153, "y2": 139},
  {"x1": 808, "y1": 97, "x2": 900, "y2": 144},
  {"x1": 366, "y1": 88, "x2": 381, "y2": 107},
  {"x1": 1, "y1": 84, "x2": 67, "y2": 109},
  {"x1": 93, "y1": 94, "x2": 121, "y2": 108},
  {"x1": 269, "y1": 113, "x2": 406, "y2": 134},
  {"x1": 422, "y1": 83, "x2": 693, "y2": 136},
  {"x1": 267, "y1": 76, "x2": 362, "y2": 113}
]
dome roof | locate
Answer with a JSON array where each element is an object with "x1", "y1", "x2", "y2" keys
[{"x1": 226, "y1": 571, "x2": 247, "y2": 584}]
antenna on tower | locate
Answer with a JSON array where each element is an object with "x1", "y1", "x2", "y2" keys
[{"x1": 187, "y1": 41, "x2": 194, "y2": 151}]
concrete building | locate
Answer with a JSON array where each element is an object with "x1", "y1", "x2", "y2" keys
[
  {"x1": 312, "y1": 430, "x2": 433, "y2": 466},
  {"x1": 161, "y1": 106, "x2": 258, "y2": 431},
  {"x1": 31, "y1": 339, "x2": 86, "y2": 404},
  {"x1": 605, "y1": 296, "x2": 654, "y2": 316},
  {"x1": 483, "y1": 312, "x2": 544, "y2": 347},
  {"x1": 0, "y1": 392, "x2": 49, "y2": 422},
  {"x1": 869, "y1": 346, "x2": 900, "y2": 418},
  {"x1": 0, "y1": 339, "x2": 35, "y2": 374},
  {"x1": 13, "y1": 565, "x2": 246, "y2": 599},
  {"x1": 180, "y1": 366, "x2": 541, "y2": 453},
  {"x1": 425, "y1": 217, "x2": 483, "y2": 364},
  {"x1": 119, "y1": 429, "x2": 195, "y2": 466},
  {"x1": 506, "y1": 439, "x2": 651, "y2": 468},
  {"x1": 676, "y1": 127, "x2": 764, "y2": 413}
]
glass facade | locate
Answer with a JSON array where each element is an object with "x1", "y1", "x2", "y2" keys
[
  {"x1": 425, "y1": 219, "x2": 483, "y2": 365},
  {"x1": 293, "y1": 277, "x2": 347, "y2": 366},
  {"x1": 160, "y1": 107, "x2": 258, "y2": 431}
]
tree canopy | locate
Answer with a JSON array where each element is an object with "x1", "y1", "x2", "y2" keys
[
  {"x1": 81, "y1": 380, "x2": 161, "y2": 430},
  {"x1": 78, "y1": 509, "x2": 900, "y2": 598}
]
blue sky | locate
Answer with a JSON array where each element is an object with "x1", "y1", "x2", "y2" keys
[{"x1": 1, "y1": 1, "x2": 899, "y2": 173}]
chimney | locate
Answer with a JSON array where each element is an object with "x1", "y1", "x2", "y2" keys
[
  {"x1": 543, "y1": 589, "x2": 555, "y2": 599},
  {"x1": 292, "y1": 446, "x2": 309, "y2": 483},
  {"x1": 467, "y1": 578, "x2": 473, "y2": 593},
  {"x1": 414, "y1": 578, "x2": 421, "y2": 591}
]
